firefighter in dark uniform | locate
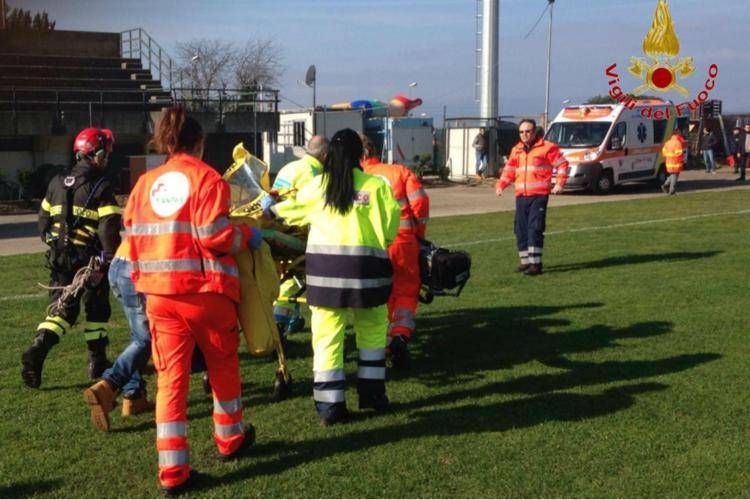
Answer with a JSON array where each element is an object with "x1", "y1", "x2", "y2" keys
[{"x1": 21, "y1": 127, "x2": 122, "y2": 388}]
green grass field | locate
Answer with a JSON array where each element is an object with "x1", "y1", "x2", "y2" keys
[{"x1": 1, "y1": 189, "x2": 749, "y2": 498}]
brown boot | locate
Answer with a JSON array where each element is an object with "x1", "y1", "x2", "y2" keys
[
  {"x1": 83, "y1": 379, "x2": 119, "y2": 432},
  {"x1": 122, "y1": 393, "x2": 155, "y2": 417},
  {"x1": 524, "y1": 263, "x2": 543, "y2": 276}
]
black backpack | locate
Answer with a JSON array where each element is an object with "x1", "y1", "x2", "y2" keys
[{"x1": 418, "y1": 238, "x2": 471, "y2": 304}]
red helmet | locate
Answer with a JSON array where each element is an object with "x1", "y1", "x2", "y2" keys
[{"x1": 73, "y1": 128, "x2": 115, "y2": 156}]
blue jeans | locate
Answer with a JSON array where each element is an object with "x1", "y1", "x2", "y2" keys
[
  {"x1": 102, "y1": 258, "x2": 150, "y2": 397},
  {"x1": 702, "y1": 150, "x2": 715, "y2": 172},
  {"x1": 475, "y1": 150, "x2": 487, "y2": 175}
]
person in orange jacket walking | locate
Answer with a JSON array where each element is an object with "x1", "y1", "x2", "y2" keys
[
  {"x1": 661, "y1": 128, "x2": 686, "y2": 195},
  {"x1": 360, "y1": 135, "x2": 429, "y2": 369},
  {"x1": 123, "y1": 107, "x2": 263, "y2": 497},
  {"x1": 496, "y1": 119, "x2": 569, "y2": 276}
]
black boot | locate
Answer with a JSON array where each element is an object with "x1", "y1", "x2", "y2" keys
[
  {"x1": 358, "y1": 379, "x2": 390, "y2": 412},
  {"x1": 524, "y1": 263, "x2": 543, "y2": 276},
  {"x1": 21, "y1": 330, "x2": 59, "y2": 388},
  {"x1": 389, "y1": 335, "x2": 412, "y2": 370},
  {"x1": 86, "y1": 337, "x2": 111, "y2": 380}
]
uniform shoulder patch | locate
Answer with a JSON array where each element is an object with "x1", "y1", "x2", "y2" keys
[
  {"x1": 353, "y1": 191, "x2": 370, "y2": 205},
  {"x1": 63, "y1": 176, "x2": 76, "y2": 187}
]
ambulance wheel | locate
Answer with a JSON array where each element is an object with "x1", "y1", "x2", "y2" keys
[
  {"x1": 595, "y1": 169, "x2": 614, "y2": 194},
  {"x1": 273, "y1": 371, "x2": 292, "y2": 401}
]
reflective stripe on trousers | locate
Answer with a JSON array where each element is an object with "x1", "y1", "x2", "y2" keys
[
  {"x1": 358, "y1": 347, "x2": 386, "y2": 380},
  {"x1": 213, "y1": 396, "x2": 245, "y2": 455},
  {"x1": 156, "y1": 420, "x2": 189, "y2": 487},
  {"x1": 313, "y1": 368, "x2": 346, "y2": 404},
  {"x1": 310, "y1": 305, "x2": 388, "y2": 411},
  {"x1": 389, "y1": 308, "x2": 415, "y2": 336}
]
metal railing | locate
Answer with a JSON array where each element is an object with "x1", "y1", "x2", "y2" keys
[
  {"x1": 171, "y1": 87, "x2": 279, "y2": 114},
  {"x1": 121, "y1": 28, "x2": 175, "y2": 90},
  {"x1": 0, "y1": 86, "x2": 167, "y2": 133}
]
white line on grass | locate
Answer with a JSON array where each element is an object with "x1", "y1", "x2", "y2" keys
[
  {"x1": 0, "y1": 293, "x2": 45, "y2": 302},
  {"x1": 449, "y1": 208, "x2": 750, "y2": 248}
]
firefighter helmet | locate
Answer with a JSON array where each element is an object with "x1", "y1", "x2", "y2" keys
[{"x1": 73, "y1": 128, "x2": 115, "y2": 157}]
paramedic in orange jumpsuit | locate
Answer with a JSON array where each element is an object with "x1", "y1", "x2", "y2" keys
[
  {"x1": 123, "y1": 107, "x2": 263, "y2": 496},
  {"x1": 360, "y1": 135, "x2": 429, "y2": 369}
]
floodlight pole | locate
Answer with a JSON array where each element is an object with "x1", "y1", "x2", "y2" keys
[
  {"x1": 543, "y1": 0, "x2": 555, "y2": 130},
  {"x1": 312, "y1": 79, "x2": 316, "y2": 135}
]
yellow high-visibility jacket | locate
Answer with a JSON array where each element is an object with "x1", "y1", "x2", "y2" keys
[
  {"x1": 271, "y1": 168, "x2": 400, "y2": 308},
  {"x1": 272, "y1": 154, "x2": 323, "y2": 192}
]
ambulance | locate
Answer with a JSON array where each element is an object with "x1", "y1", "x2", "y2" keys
[{"x1": 545, "y1": 99, "x2": 689, "y2": 193}]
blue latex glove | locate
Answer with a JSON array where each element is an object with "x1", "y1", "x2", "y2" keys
[
  {"x1": 259, "y1": 194, "x2": 275, "y2": 211},
  {"x1": 247, "y1": 226, "x2": 263, "y2": 250}
]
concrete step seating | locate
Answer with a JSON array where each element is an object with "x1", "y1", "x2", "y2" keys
[
  {"x1": 0, "y1": 53, "x2": 142, "y2": 69},
  {"x1": 0, "y1": 53, "x2": 171, "y2": 111},
  {"x1": 0, "y1": 77, "x2": 161, "y2": 90}
]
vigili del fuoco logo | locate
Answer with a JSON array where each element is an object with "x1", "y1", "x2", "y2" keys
[{"x1": 604, "y1": 0, "x2": 718, "y2": 119}]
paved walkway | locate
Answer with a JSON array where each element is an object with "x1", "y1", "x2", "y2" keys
[{"x1": 1, "y1": 169, "x2": 747, "y2": 256}]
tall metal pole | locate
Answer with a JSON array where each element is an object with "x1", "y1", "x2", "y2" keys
[
  {"x1": 543, "y1": 0, "x2": 555, "y2": 130},
  {"x1": 312, "y1": 79, "x2": 316, "y2": 135},
  {"x1": 479, "y1": 0, "x2": 499, "y2": 176},
  {"x1": 479, "y1": 0, "x2": 499, "y2": 123}
]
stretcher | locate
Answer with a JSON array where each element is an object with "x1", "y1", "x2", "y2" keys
[{"x1": 223, "y1": 143, "x2": 308, "y2": 400}]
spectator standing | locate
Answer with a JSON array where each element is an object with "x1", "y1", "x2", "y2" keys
[
  {"x1": 742, "y1": 124, "x2": 750, "y2": 182},
  {"x1": 472, "y1": 127, "x2": 488, "y2": 178},
  {"x1": 701, "y1": 127, "x2": 718, "y2": 174}
]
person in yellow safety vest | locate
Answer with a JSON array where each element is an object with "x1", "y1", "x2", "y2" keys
[
  {"x1": 661, "y1": 129, "x2": 686, "y2": 196},
  {"x1": 264, "y1": 128, "x2": 400, "y2": 426},
  {"x1": 271, "y1": 135, "x2": 329, "y2": 342}
]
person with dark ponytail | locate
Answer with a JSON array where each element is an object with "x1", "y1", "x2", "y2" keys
[
  {"x1": 267, "y1": 128, "x2": 400, "y2": 426},
  {"x1": 122, "y1": 107, "x2": 263, "y2": 496}
]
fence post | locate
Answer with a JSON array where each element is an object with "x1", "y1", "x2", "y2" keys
[
  {"x1": 11, "y1": 87, "x2": 18, "y2": 135},
  {"x1": 99, "y1": 91, "x2": 105, "y2": 126}
]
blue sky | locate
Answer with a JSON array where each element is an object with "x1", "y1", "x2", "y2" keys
[{"x1": 17, "y1": 0, "x2": 750, "y2": 120}]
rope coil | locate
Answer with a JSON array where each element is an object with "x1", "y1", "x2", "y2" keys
[{"x1": 38, "y1": 256, "x2": 100, "y2": 317}]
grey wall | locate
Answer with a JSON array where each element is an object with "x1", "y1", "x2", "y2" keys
[{"x1": 0, "y1": 30, "x2": 121, "y2": 57}]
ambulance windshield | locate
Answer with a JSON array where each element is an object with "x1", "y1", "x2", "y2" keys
[{"x1": 546, "y1": 122, "x2": 612, "y2": 148}]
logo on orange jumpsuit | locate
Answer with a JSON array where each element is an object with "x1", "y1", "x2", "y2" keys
[
  {"x1": 149, "y1": 171, "x2": 190, "y2": 217},
  {"x1": 604, "y1": 0, "x2": 718, "y2": 118}
]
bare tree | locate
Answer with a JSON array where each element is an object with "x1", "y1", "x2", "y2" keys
[
  {"x1": 234, "y1": 38, "x2": 283, "y2": 89},
  {"x1": 175, "y1": 38, "x2": 235, "y2": 97},
  {"x1": 174, "y1": 37, "x2": 283, "y2": 111}
]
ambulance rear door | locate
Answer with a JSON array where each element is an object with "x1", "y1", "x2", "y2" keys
[{"x1": 620, "y1": 114, "x2": 657, "y2": 181}]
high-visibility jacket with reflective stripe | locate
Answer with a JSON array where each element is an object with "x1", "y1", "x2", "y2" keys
[
  {"x1": 271, "y1": 168, "x2": 400, "y2": 308},
  {"x1": 662, "y1": 133, "x2": 685, "y2": 173},
  {"x1": 497, "y1": 138, "x2": 569, "y2": 196},
  {"x1": 123, "y1": 153, "x2": 251, "y2": 302},
  {"x1": 38, "y1": 161, "x2": 122, "y2": 258},
  {"x1": 272, "y1": 154, "x2": 322, "y2": 191},
  {"x1": 361, "y1": 157, "x2": 430, "y2": 239}
]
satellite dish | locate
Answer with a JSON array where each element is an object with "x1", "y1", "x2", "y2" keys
[{"x1": 305, "y1": 64, "x2": 316, "y2": 87}]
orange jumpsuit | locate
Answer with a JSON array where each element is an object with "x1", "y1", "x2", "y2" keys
[
  {"x1": 123, "y1": 153, "x2": 252, "y2": 489},
  {"x1": 361, "y1": 157, "x2": 429, "y2": 339}
]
